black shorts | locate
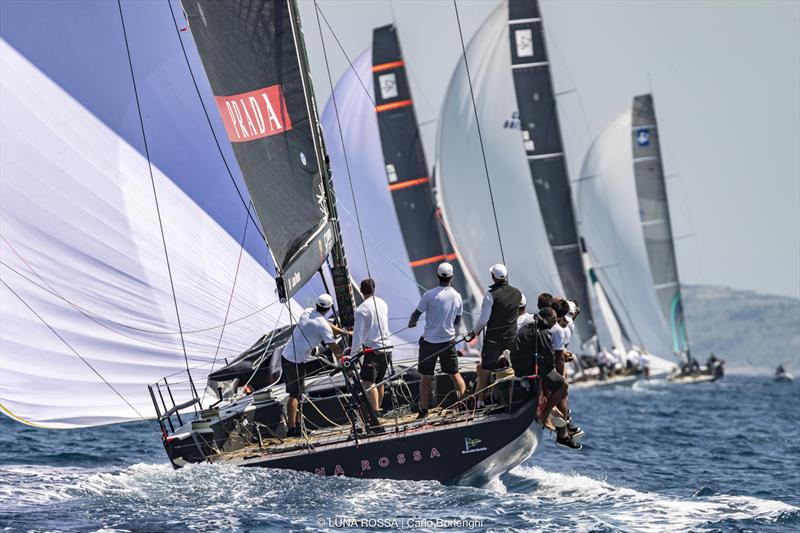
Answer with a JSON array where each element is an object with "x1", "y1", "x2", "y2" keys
[
  {"x1": 539, "y1": 368, "x2": 565, "y2": 393},
  {"x1": 281, "y1": 356, "x2": 306, "y2": 397},
  {"x1": 360, "y1": 350, "x2": 392, "y2": 383},
  {"x1": 418, "y1": 338, "x2": 459, "y2": 375},
  {"x1": 481, "y1": 337, "x2": 511, "y2": 371}
]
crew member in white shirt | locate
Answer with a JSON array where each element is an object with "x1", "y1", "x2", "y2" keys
[
  {"x1": 351, "y1": 278, "x2": 391, "y2": 412},
  {"x1": 281, "y1": 294, "x2": 344, "y2": 437},
  {"x1": 517, "y1": 294, "x2": 537, "y2": 331},
  {"x1": 408, "y1": 263, "x2": 466, "y2": 418}
]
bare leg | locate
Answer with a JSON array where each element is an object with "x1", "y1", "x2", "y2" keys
[
  {"x1": 450, "y1": 372, "x2": 467, "y2": 397},
  {"x1": 538, "y1": 382, "x2": 567, "y2": 425},
  {"x1": 476, "y1": 368, "x2": 491, "y2": 402},
  {"x1": 287, "y1": 396, "x2": 299, "y2": 428},
  {"x1": 420, "y1": 375, "x2": 433, "y2": 411},
  {"x1": 363, "y1": 380, "x2": 379, "y2": 411},
  {"x1": 377, "y1": 384, "x2": 385, "y2": 407}
]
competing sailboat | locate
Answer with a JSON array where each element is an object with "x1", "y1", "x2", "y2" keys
[{"x1": 577, "y1": 94, "x2": 701, "y2": 380}]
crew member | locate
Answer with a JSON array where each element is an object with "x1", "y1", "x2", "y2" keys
[
  {"x1": 408, "y1": 262, "x2": 467, "y2": 418},
  {"x1": 351, "y1": 278, "x2": 391, "y2": 413},
  {"x1": 281, "y1": 294, "x2": 343, "y2": 437},
  {"x1": 535, "y1": 307, "x2": 581, "y2": 449},
  {"x1": 470, "y1": 264, "x2": 522, "y2": 406},
  {"x1": 517, "y1": 293, "x2": 536, "y2": 331}
]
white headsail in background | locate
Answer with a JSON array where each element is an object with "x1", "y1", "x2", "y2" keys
[
  {"x1": 577, "y1": 95, "x2": 688, "y2": 360},
  {"x1": 435, "y1": 1, "x2": 563, "y2": 307},
  {"x1": 319, "y1": 48, "x2": 421, "y2": 359}
]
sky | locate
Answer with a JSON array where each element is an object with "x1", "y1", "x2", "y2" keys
[{"x1": 297, "y1": 0, "x2": 800, "y2": 300}]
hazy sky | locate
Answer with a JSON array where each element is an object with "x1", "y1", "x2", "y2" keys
[{"x1": 297, "y1": 0, "x2": 800, "y2": 299}]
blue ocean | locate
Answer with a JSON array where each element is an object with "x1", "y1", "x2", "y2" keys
[{"x1": 2, "y1": 376, "x2": 798, "y2": 532}]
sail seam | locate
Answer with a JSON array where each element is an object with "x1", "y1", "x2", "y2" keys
[{"x1": 509, "y1": 17, "x2": 542, "y2": 24}]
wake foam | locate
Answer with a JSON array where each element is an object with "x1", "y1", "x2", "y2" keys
[{"x1": 509, "y1": 465, "x2": 799, "y2": 532}]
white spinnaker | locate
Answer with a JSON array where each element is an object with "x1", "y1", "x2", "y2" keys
[
  {"x1": 320, "y1": 48, "x2": 420, "y2": 360},
  {"x1": 435, "y1": 1, "x2": 562, "y2": 303},
  {"x1": 0, "y1": 41, "x2": 300, "y2": 428},
  {"x1": 576, "y1": 110, "x2": 672, "y2": 358}
]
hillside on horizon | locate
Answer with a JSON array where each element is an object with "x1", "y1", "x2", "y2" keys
[{"x1": 682, "y1": 285, "x2": 799, "y2": 375}]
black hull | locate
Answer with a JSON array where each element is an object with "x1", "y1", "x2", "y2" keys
[{"x1": 222, "y1": 398, "x2": 540, "y2": 486}]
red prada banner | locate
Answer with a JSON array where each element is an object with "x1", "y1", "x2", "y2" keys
[{"x1": 214, "y1": 85, "x2": 292, "y2": 142}]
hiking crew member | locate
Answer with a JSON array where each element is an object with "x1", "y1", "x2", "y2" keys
[
  {"x1": 470, "y1": 264, "x2": 522, "y2": 406},
  {"x1": 408, "y1": 262, "x2": 467, "y2": 419},
  {"x1": 281, "y1": 294, "x2": 344, "y2": 437},
  {"x1": 535, "y1": 307, "x2": 581, "y2": 449},
  {"x1": 351, "y1": 278, "x2": 391, "y2": 413}
]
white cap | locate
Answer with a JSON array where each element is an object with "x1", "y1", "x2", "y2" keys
[
  {"x1": 316, "y1": 294, "x2": 334, "y2": 308},
  {"x1": 568, "y1": 300, "x2": 577, "y2": 316},
  {"x1": 437, "y1": 262, "x2": 454, "y2": 277},
  {"x1": 490, "y1": 263, "x2": 508, "y2": 279},
  {"x1": 519, "y1": 294, "x2": 527, "y2": 307}
]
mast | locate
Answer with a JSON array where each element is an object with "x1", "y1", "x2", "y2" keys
[
  {"x1": 507, "y1": 0, "x2": 598, "y2": 346},
  {"x1": 286, "y1": 0, "x2": 355, "y2": 327},
  {"x1": 630, "y1": 94, "x2": 689, "y2": 360}
]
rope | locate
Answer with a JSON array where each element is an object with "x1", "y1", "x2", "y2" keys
[
  {"x1": 117, "y1": 0, "x2": 197, "y2": 402},
  {"x1": 0, "y1": 278, "x2": 154, "y2": 429},
  {"x1": 452, "y1": 0, "x2": 505, "y2": 264}
]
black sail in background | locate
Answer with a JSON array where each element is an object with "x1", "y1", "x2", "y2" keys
[
  {"x1": 507, "y1": 0, "x2": 596, "y2": 343},
  {"x1": 631, "y1": 94, "x2": 690, "y2": 358},
  {"x1": 372, "y1": 25, "x2": 475, "y2": 321},
  {"x1": 182, "y1": 0, "x2": 334, "y2": 298}
]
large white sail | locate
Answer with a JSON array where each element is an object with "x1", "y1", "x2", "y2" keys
[
  {"x1": 577, "y1": 108, "x2": 674, "y2": 357},
  {"x1": 0, "y1": 4, "x2": 302, "y2": 428},
  {"x1": 435, "y1": 1, "x2": 562, "y2": 307}
]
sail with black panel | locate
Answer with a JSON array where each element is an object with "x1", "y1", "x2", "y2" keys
[
  {"x1": 507, "y1": 0, "x2": 598, "y2": 345},
  {"x1": 371, "y1": 24, "x2": 478, "y2": 325},
  {"x1": 182, "y1": 0, "x2": 346, "y2": 312}
]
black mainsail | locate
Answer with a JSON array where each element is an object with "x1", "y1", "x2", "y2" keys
[
  {"x1": 371, "y1": 24, "x2": 476, "y2": 321},
  {"x1": 507, "y1": 0, "x2": 597, "y2": 344},
  {"x1": 182, "y1": 0, "x2": 350, "y2": 318}
]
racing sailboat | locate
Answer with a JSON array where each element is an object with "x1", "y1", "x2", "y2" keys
[
  {"x1": 152, "y1": 0, "x2": 543, "y2": 484},
  {"x1": 577, "y1": 94, "x2": 702, "y2": 381}
]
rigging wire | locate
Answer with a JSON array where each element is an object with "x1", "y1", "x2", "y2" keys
[
  {"x1": 0, "y1": 278, "x2": 154, "y2": 429},
  {"x1": 314, "y1": 0, "x2": 392, "y2": 350},
  {"x1": 451, "y1": 0, "x2": 505, "y2": 264},
  {"x1": 117, "y1": 0, "x2": 197, "y2": 402},
  {"x1": 206, "y1": 203, "x2": 253, "y2": 382},
  {"x1": 166, "y1": 0, "x2": 267, "y2": 245}
]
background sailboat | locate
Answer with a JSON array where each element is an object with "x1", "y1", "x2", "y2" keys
[{"x1": 577, "y1": 93, "x2": 689, "y2": 371}]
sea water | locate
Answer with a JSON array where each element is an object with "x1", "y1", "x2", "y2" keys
[{"x1": 1, "y1": 376, "x2": 798, "y2": 532}]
